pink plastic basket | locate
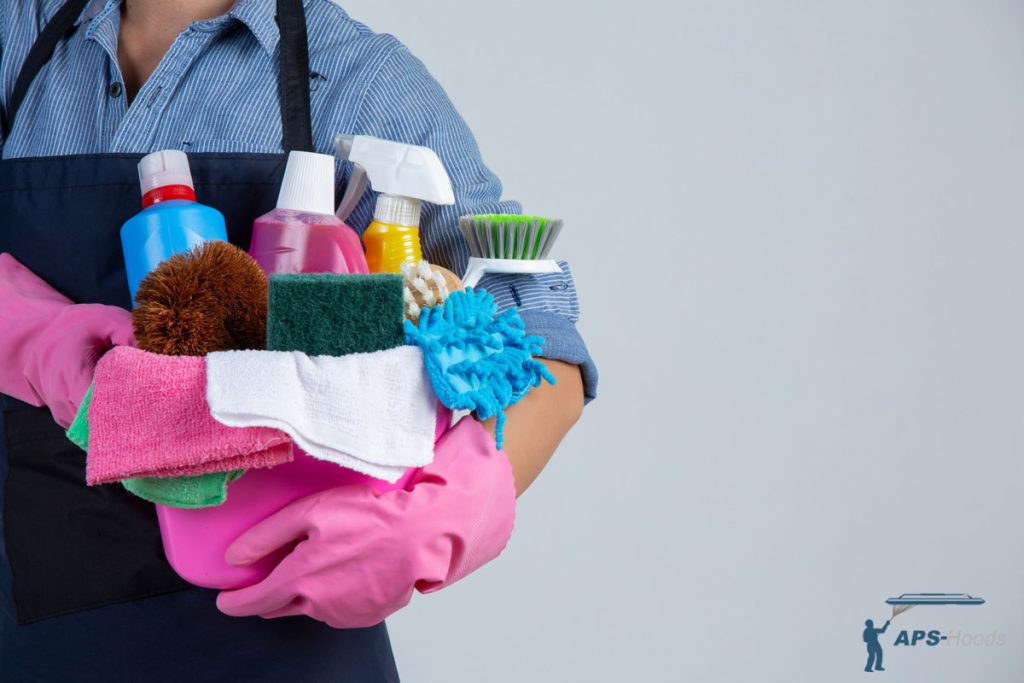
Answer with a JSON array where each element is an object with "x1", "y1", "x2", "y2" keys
[{"x1": 156, "y1": 405, "x2": 451, "y2": 589}]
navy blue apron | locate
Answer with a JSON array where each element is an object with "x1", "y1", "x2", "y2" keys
[{"x1": 0, "y1": 1, "x2": 400, "y2": 680}]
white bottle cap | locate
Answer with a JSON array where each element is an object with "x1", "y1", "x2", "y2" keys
[
  {"x1": 138, "y1": 149, "x2": 194, "y2": 196},
  {"x1": 276, "y1": 150, "x2": 336, "y2": 215},
  {"x1": 374, "y1": 194, "x2": 422, "y2": 227}
]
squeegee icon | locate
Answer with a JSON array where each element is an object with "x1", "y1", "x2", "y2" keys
[
  {"x1": 885, "y1": 593, "x2": 985, "y2": 619},
  {"x1": 886, "y1": 593, "x2": 984, "y2": 606}
]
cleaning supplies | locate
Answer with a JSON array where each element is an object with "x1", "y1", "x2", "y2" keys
[
  {"x1": 404, "y1": 288, "x2": 555, "y2": 449},
  {"x1": 158, "y1": 340, "x2": 429, "y2": 590},
  {"x1": 334, "y1": 134, "x2": 455, "y2": 274},
  {"x1": 249, "y1": 151, "x2": 368, "y2": 275},
  {"x1": 458, "y1": 214, "x2": 565, "y2": 288},
  {"x1": 266, "y1": 273, "x2": 405, "y2": 356},
  {"x1": 85, "y1": 347, "x2": 292, "y2": 485},
  {"x1": 401, "y1": 260, "x2": 464, "y2": 323},
  {"x1": 121, "y1": 150, "x2": 228, "y2": 302},
  {"x1": 206, "y1": 347, "x2": 437, "y2": 482},
  {"x1": 132, "y1": 241, "x2": 268, "y2": 355},
  {"x1": 159, "y1": 144, "x2": 439, "y2": 590}
]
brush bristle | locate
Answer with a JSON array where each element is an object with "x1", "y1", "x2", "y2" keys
[
  {"x1": 132, "y1": 241, "x2": 268, "y2": 355},
  {"x1": 459, "y1": 214, "x2": 563, "y2": 259}
]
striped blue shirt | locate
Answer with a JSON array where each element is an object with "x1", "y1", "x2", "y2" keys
[{"x1": 0, "y1": 0, "x2": 596, "y2": 399}]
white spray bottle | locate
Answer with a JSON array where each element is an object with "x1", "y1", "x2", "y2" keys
[{"x1": 334, "y1": 134, "x2": 455, "y2": 274}]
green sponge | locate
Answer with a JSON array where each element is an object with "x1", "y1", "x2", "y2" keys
[{"x1": 267, "y1": 273, "x2": 405, "y2": 356}]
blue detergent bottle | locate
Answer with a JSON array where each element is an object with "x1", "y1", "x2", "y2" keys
[{"x1": 121, "y1": 150, "x2": 228, "y2": 304}]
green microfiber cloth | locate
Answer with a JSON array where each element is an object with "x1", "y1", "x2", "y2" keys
[
  {"x1": 267, "y1": 273, "x2": 405, "y2": 356},
  {"x1": 122, "y1": 470, "x2": 246, "y2": 509},
  {"x1": 66, "y1": 382, "x2": 93, "y2": 451},
  {"x1": 66, "y1": 381, "x2": 244, "y2": 509}
]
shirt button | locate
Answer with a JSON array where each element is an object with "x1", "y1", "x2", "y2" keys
[{"x1": 109, "y1": 82, "x2": 123, "y2": 98}]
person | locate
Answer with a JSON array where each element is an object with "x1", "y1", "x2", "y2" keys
[
  {"x1": 863, "y1": 618, "x2": 890, "y2": 672},
  {"x1": 0, "y1": 0, "x2": 597, "y2": 680}
]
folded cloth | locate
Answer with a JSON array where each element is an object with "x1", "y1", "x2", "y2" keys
[
  {"x1": 206, "y1": 347, "x2": 436, "y2": 483},
  {"x1": 86, "y1": 347, "x2": 292, "y2": 485},
  {"x1": 68, "y1": 382, "x2": 248, "y2": 508},
  {"x1": 66, "y1": 382, "x2": 93, "y2": 451},
  {"x1": 122, "y1": 470, "x2": 246, "y2": 509}
]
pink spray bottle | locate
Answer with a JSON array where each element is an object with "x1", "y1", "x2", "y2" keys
[{"x1": 155, "y1": 150, "x2": 444, "y2": 589}]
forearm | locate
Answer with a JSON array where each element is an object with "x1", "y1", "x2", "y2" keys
[{"x1": 479, "y1": 359, "x2": 584, "y2": 496}]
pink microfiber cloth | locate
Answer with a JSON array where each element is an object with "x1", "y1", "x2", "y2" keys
[{"x1": 86, "y1": 346, "x2": 292, "y2": 485}]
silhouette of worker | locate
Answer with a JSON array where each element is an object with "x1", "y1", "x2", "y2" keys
[{"x1": 863, "y1": 619, "x2": 891, "y2": 672}]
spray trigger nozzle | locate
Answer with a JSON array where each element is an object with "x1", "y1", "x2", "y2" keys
[{"x1": 332, "y1": 133, "x2": 455, "y2": 219}]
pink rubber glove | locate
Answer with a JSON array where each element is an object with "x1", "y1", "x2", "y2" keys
[
  {"x1": 0, "y1": 253, "x2": 134, "y2": 427},
  {"x1": 216, "y1": 417, "x2": 516, "y2": 628}
]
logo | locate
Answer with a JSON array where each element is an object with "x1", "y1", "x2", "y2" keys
[{"x1": 862, "y1": 593, "x2": 985, "y2": 673}]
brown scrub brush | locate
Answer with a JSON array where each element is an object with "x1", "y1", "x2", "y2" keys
[{"x1": 132, "y1": 241, "x2": 268, "y2": 355}]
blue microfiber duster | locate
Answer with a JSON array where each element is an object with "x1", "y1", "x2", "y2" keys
[{"x1": 403, "y1": 287, "x2": 555, "y2": 449}]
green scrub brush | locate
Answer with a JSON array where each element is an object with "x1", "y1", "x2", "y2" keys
[{"x1": 458, "y1": 214, "x2": 564, "y2": 287}]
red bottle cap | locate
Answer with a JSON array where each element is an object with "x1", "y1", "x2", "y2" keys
[{"x1": 142, "y1": 184, "x2": 197, "y2": 208}]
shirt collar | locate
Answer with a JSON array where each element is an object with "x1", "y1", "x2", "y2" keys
[
  {"x1": 40, "y1": 0, "x2": 108, "y2": 27},
  {"x1": 227, "y1": 0, "x2": 319, "y2": 58},
  {"x1": 225, "y1": 0, "x2": 283, "y2": 57},
  {"x1": 198, "y1": 0, "x2": 318, "y2": 57}
]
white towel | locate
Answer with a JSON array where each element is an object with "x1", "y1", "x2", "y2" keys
[{"x1": 206, "y1": 347, "x2": 436, "y2": 482}]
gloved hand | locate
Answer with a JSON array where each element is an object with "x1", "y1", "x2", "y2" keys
[
  {"x1": 0, "y1": 253, "x2": 135, "y2": 427},
  {"x1": 216, "y1": 417, "x2": 516, "y2": 628}
]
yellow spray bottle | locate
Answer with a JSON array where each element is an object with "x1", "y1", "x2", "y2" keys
[{"x1": 334, "y1": 134, "x2": 455, "y2": 274}]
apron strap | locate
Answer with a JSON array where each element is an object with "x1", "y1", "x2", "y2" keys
[
  {"x1": 277, "y1": 0, "x2": 315, "y2": 153},
  {"x1": 2, "y1": 0, "x2": 315, "y2": 152},
  {"x1": 1, "y1": 0, "x2": 91, "y2": 139}
]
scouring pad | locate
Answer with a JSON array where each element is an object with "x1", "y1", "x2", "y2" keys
[{"x1": 267, "y1": 273, "x2": 405, "y2": 356}]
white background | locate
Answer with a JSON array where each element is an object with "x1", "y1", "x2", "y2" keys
[{"x1": 341, "y1": 1, "x2": 1024, "y2": 681}]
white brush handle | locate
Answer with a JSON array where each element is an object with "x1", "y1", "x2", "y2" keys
[{"x1": 462, "y1": 258, "x2": 562, "y2": 289}]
